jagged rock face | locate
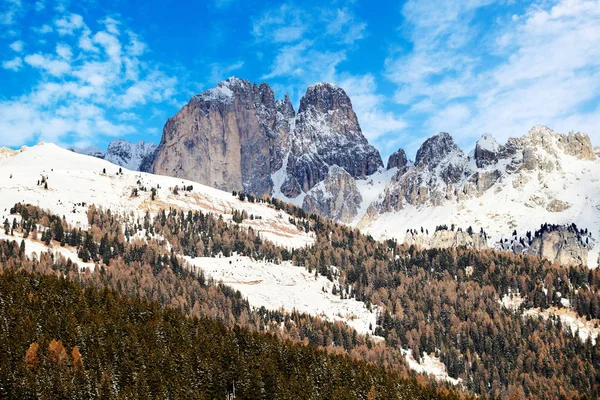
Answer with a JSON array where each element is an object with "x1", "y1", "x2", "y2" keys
[
  {"x1": 69, "y1": 141, "x2": 157, "y2": 171},
  {"x1": 302, "y1": 166, "x2": 363, "y2": 223},
  {"x1": 474, "y1": 134, "x2": 500, "y2": 168},
  {"x1": 284, "y1": 83, "x2": 383, "y2": 194},
  {"x1": 387, "y1": 148, "x2": 407, "y2": 170},
  {"x1": 104, "y1": 140, "x2": 157, "y2": 171},
  {"x1": 377, "y1": 125, "x2": 598, "y2": 213},
  {"x1": 378, "y1": 132, "x2": 466, "y2": 212},
  {"x1": 151, "y1": 77, "x2": 294, "y2": 195},
  {"x1": 499, "y1": 227, "x2": 594, "y2": 266},
  {"x1": 404, "y1": 229, "x2": 488, "y2": 251},
  {"x1": 559, "y1": 131, "x2": 596, "y2": 160}
]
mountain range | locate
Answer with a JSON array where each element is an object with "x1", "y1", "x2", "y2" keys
[{"x1": 72, "y1": 77, "x2": 600, "y2": 268}]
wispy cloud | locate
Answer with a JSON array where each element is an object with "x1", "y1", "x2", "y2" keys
[
  {"x1": 0, "y1": 11, "x2": 180, "y2": 148},
  {"x1": 387, "y1": 0, "x2": 600, "y2": 149},
  {"x1": 210, "y1": 60, "x2": 244, "y2": 83}
]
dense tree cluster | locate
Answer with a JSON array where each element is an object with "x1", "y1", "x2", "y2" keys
[{"x1": 0, "y1": 271, "x2": 461, "y2": 399}]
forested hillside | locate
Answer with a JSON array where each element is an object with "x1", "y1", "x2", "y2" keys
[
  {"x1": 0, "y1": 270, "x2": 460, "y2": 399},
  {"x1": 3, "y1": 199, "x2": 600, "y2": 398}
]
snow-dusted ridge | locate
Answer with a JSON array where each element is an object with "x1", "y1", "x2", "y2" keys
[
  {"x1": 0, "y1": 143, "x2": 312, "y2": 249},
  {"x1": 358, "y1": 126, "x2": 600, "y2": 268}
]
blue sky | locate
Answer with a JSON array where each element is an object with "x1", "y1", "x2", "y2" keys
[{"x1": 0, "y1": 0, "x2": 598, "y2": 160}]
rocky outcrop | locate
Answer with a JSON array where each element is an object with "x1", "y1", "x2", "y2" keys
[
  {"x1": 387, "y1": 148, "x2": 408, "y2": 170},
  {"x1": 69, "y1": 140, "x2": 157, "y2": 171},
  {"x1": 377, "y1": 126, "x2": 598, "y2": 213},
  {"x1": 151, "y1": 77, "x2": 294, "y2": 195},
  {"x1": 498, "y1": 224, "x2": 594, "y2": 266},
  {"x1": 302, "y1": 166, "x2": 363, "y2": 223},
  {"x1": 559, "y1": 131, "x2": 596, "y2": 160},
  {"x1": 528, "y1": 230, "x2": 589, "y2": 266},
  {"x1": 150, "y1": 78, "x2": 381, "y2": 207},
  {"x1": 378, "y1": 132, "x2": 466, "y2": 212},
  {"x1": 404, "y1": 229, "x2": 488, "y2": 250},
  {"x1": 474, "y1": 134, "x2": 500, "y2": 168},
  {"x1": 283, "y1": 83, "x2": 383, "y2": 195}
]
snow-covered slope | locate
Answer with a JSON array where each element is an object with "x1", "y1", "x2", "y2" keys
[
  {"x1": 358, "y1": 126, "x2": 600, "y2": 268},
  {"x1": 0, "y1": 143, "x2": 312, "y2": 249},
  {"x1": 183, "y1": 255, "x2": 378, "y2": 336}
]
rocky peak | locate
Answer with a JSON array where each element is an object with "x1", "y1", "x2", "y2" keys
[
  {"x1": 415, "y1": 132, "x2": 463, "y2": 168},
  {"x1": 298, "y1": 83, "x2": 352, "y2": 115},
  {"x1": 474, "y1": 134, "x2": 501, "y2": 168},
  {"x1": 283, "y1": 83, "x2": 383, "y2": 196},
  {"x1": 152, "y1": 77, "x2": 294, "y2": 195},
  {"x1": 387, "y1": 148, "x2": 408, "y2": 170}
]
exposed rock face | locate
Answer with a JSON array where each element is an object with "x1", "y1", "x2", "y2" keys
[
  {"x1": 560, "y1": 131, "x2": 596, "y2": 160},
  {"x1": 69, "y1": 140, "x2": 157, "y2": 171},
  {"x1": 474, "y1": 134, "x2": 500, "y2": 168},
  {"x1": 151, "y1": 77, "x2": 294, "y2": 195},
  {"x1": 404, "y1": 229, "x2": 488, "y2": 250},
  {"x1": 284, "y1": 83, "x2": 383, "y2": 195},
  {"x1": 302, "y1": 166, "x2": 363, "y2": 223},
  {"x1": 378, "y1": 132, "x2": 466, "y2": 212},
  {"x1": 387, "y1": 148, "x2": 408, "y2": 170},
  {"x1": 377, "y1": 125, "x2": 597, "y2": 213},
  {"x1": 105, "y1": 140, "x2": 157, "y2": 171},
  {"x1": 150, "y1": 78, "x2": 381, "y2": 211},
  {"x1": 499, "y1": 225, "x2": 594, "y2": 266},
  {"x1": 528, "y1": 230, "x2": 589, "y2": 266}
]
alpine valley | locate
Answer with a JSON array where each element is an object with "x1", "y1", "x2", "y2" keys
[{"x1": 3, "y1": 77, "x2": 600, "y2": 399}]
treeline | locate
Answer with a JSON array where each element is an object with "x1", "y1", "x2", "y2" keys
[{"x1": 0, "y1": 270, "x2": 461, "y2": 399}]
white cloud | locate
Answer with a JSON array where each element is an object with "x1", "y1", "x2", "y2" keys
[
  {"x1": 252, "y1": 4, "x2": 308, "y2": 44},
  {"x1": 24, "y1": 54, "x2": 71, "y2": 76},
  {"x1": 2, "y1": 57, "x2": 22, "y2": 71},
  {"x1": 56, "y1": 43, "x2": 72, "y2": 60},
  {"x1": 0, "y1": 0, "x2": 22, "y2": 25},
  {"x1": 387, "y1": 0, "x2": 600, "y2": 148},
  {"x1": 325, "y1": 8, "x2": 366, "y2": 45},
  {"x1": 210, "y1": 60, "x2": 244, "y2": 83},
  {"x1": 34, "y1": 1, "x2": 45, "y2": 12},
  {"x1": 33, "y1": 24, "x2": 53, "y2": 34},
  {"x1": 337, "y1": 74, "x2": 406, "y2": 143},
  {"x1": 55, "y1": 13, "x2": 84, "y2": 36},
  {"x1": 0, "y1": 12, "x2": 180, "y2": 147},
  {"x1": 92, "y1": 31, "x2": 121, "y2": 64},
  {"x1": 9, "y1": 40, "x2": 23, "y2": 52}
]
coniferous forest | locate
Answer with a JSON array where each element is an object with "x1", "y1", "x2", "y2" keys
[{"x1": 1, "y1": 200, "x2": 600, "y2": 398}]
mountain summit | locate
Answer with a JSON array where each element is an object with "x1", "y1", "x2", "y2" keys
[{"x1": 149, "y1": 78, "x2": 382, "y2": 211}]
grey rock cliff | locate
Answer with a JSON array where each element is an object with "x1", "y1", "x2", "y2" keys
[
  {"x1": 283, "y1": 83, "x2": 383, "y2": 196},
  {"x1": 387, "y1": 148, "x2": 408, "y2": 170},
  {"x1": 151, "y1": 77, "x2": 294, "y2": 195},
  {"x1": 302, "y1": 166, "x2": 363, "y2": 223}
]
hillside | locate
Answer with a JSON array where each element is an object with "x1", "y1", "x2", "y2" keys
[{"x1": 0, "y1": 270, "x2": 459, "y2": 399}]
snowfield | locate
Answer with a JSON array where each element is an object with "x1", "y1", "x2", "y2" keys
[
  {"x1": 183, "y1": 255, "x2": 379, "y2": 336},
  {"x1": 401, "y1": 349, "x2": 461, "y2": 386},
  {"x1": 0, "y1": 143, "x2": 313, "y2": 250}
]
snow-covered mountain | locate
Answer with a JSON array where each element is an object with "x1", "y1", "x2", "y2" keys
[
  {"x1": 358, "y1": 125, "x2": 600, "y2": 268},
  {"x1": 149, "y1": 77, "x2": 381, "y2": 221},
  {"x1": 63, "y1": 77, "x2": 600, "y2": 268},
  {"x1": 70, "y1": 139, "x2": 157, "y2": 171}
]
